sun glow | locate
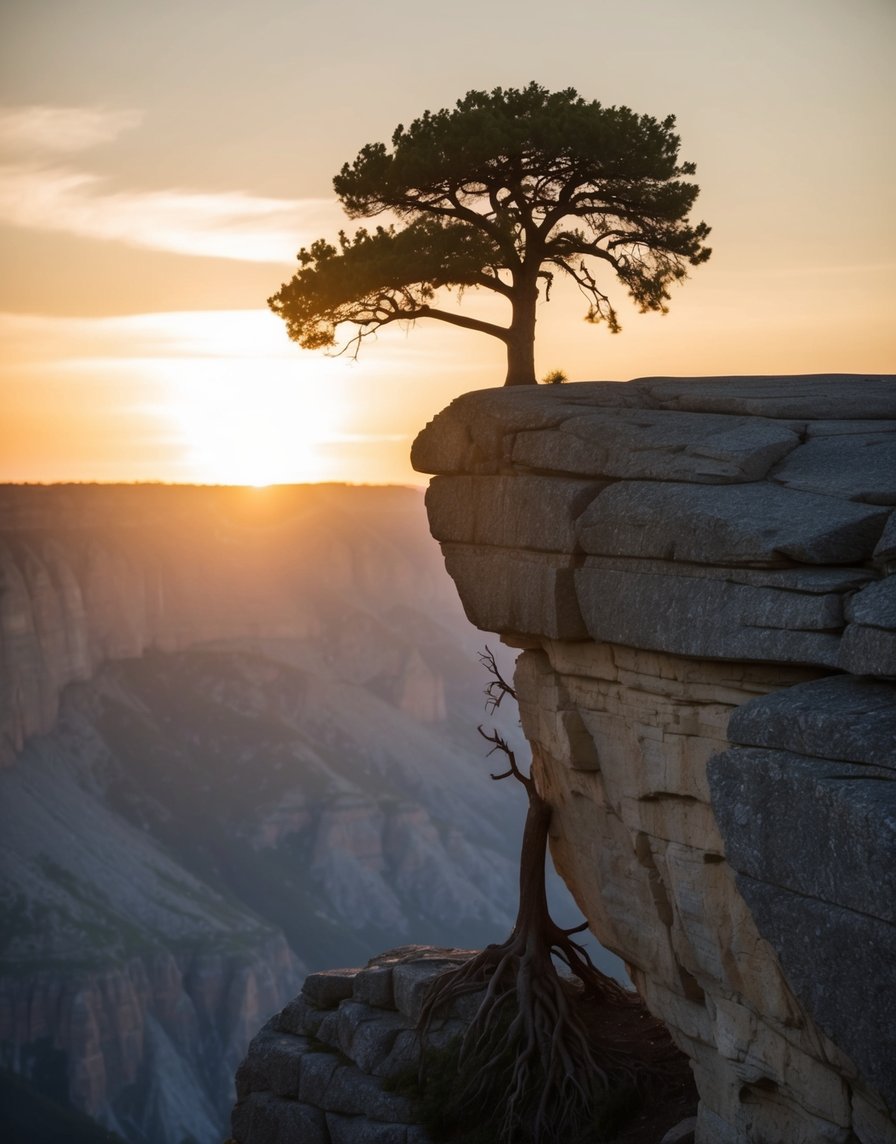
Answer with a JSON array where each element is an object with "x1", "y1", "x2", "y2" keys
[{"x1": 162, "y1": 355, "x2": 345, "y2": 486}]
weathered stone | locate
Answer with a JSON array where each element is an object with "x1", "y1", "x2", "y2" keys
[
  {"x1": 575, "y1": 561, "x2": 847, "y2": 667},
  {"x1": 512, "y1": 408, "x2": 800, "y2": 483},
  {"x1": 231, "y1": 1091, "x2": 327, "y2": 1144},
  {"x1": 277, "y1": 993, "x2": 325, "y2": 1037},
  {"x1": 334, "y1": 1001, "x2": 408, "y2": 1073},
  {"x1": 731, "y1": 877, "x2": 896, "y2": 1115},
  {"x1": 873, "y1": 512, "x2": 896, "y2": 567},
  {"x1": 847, "y1": 575, "x2": 896, "y2": 629},
  {"x1": 577, "y1": 480, "x2": 889, "y2": 566},
  {"x1": 840, "y1": 574, "x2": 896, "y2": 673},
  {"x1": 302, "y1": 967, "x2": 360, "y2": 1009},
  {"x1": 322, "y1": 1062, "x2": 416, "y2": 1120},
  {"x1": 297, "y1": 1048, "x2": 342, "y2": 1106},
  {"x1": 727, "y1": 675, "x2": 896, "y2": 769},
  {"x1": 442, "y1": 544, "x2": 586, "y2": 639},
  {"x1": 426, "y1": 473, "x2": 605, "y2": 552},
  {"x1": 709, "y1": 747, "x2": 896, "y2": 920},
  {"x1": 392, "y1": 958, "x2": 465, "y2": 1023},
  {"x1": 326, "y1": 1113, "x2": 410, "y2": 1144},
  {"x1": 838, "y1": 620, "x2": 896, "y2": 675},
  {"x1": 352, "y1": 964, "x2": 395, "y2": 1009},
  {"x1": 630, "y1": 374, "x2": 896, "y2": 419},
  {"x1": 240, "y1": 1021, "x2": 309, "y2": 1098},
  {"x1": 770, "y1": 433, "x2": 896, "y2": 504}
]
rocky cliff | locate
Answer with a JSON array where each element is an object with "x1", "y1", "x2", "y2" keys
[{"x1": 410, "y1": 376, "x2": 896, "y2": 1144}]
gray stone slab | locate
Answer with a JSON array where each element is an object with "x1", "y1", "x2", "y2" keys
[
  {"x1": 231, "y1": 1091, "x2": 327, "y2": 1144},
  {"x1": 334, "y1": 1001, "x2": 409, "y2": 1073},
  {"x1": 327, "y1": 1113, "x2": 410, "y2": 1144},
  {"x1": 577, "y1": 481, "x2": 889, "y2": 566},
  {"x1": 426, "y1": 474, "x2": 605, "y2": 552},
  {"x1": 838, "y1": 621, "x2": 896, "y2": 676},
  {"x1": 732, "y1": 876, "x2": 896, "y2": 1113},
  {"x1": 323, "y1": 1062, "x2": 416, "y2": 1120},
  {"x1": 372, "y1": 1028, "x2": 423, "y2": 1081},
  {"x1": 839, "y1": 577, "x2": 896, "y2": 674},
  {"x1": 240, "y1": 1022, "x2": 309, "y2": 1098},
  {"x1": 628, "y1": 375, "x2": 896, "y2": 419},
  {"x1": 392, "y1": 958, "x2": 467, "y2": 1023},
  {"x1": 442, "y1": 544, "x2": 587, "y2": 640},
  {"x1": 727, "y1": 676, "x2": 896, "y2": 769},
  {"x1": 847, "y1": 576, "x2": 896, "y2": 629},
  {"x1": 511, "y1": 409, "x2": 800, "y2": 483},
  {"x1": 302, "y1": 967, "x2": 360, "y2": 1009},
  {"x1": 873, "y1": 512, "x2": 896, "y2": 566},
  {"x1": 277, "y1": 993, "x2": 324, "y2": 1037},
  {"x1": 808, "y1": 419, "x2": 896, "y2": 437},
  {"x1": 770, "y1": 433, "x2": 896, "y2": 504},
  {"x1": 298, "y1": 1048, "x2": 343, "y2": 1106},
  {"x1": 574, "y1": 562, "x2": 845, "y2": 667},
  {"x1": 411, "y1": 385, "x2": 610, "y2": 475},
  {"x1": 352, "y1": 964, "x2": 396, "y2": 1009},
  {"x1": 708, "y1": 746, "x2": 896, "y2": 920}
]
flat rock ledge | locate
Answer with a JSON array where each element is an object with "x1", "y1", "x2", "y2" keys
[
  {"x1": 413, "y1": 374, "x2": 896, "y2": 673},
  {"x1": 230, "y1": 946, "x2": 476, "y2": 1144},
  {"x1": 411, "y1": 377, "x2": 896, "y2": 1144}
]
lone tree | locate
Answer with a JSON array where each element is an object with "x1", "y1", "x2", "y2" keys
[{"x1": 269, "y1": 83, "x2": 711, "y2": 386}]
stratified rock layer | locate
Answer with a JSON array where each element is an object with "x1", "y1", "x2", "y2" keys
[
  {"x1": 231, "y1": 946, "x2": 476, "y2": 1144},
  {"x1": 413, "y1": 376, "x2": 896, "y2": 1144}
]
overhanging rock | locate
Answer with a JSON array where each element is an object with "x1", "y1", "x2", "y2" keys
[{"x1": 414, "y1": 375, "x2": 896, "y2": 1144}]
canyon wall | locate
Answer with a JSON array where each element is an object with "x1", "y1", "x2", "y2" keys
[
  {"x1": 0, "y1": 483, "x2": 460, "y2": 766},
  {"x1": 413, "y1": 375, "x2": 896, "y2": 1144},
  {"x1": 0, "y1": 483, "x2": 525, "y2": 1143}
]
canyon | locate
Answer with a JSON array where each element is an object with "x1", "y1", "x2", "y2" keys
[{"x1": 0, "y1": 484, "x2": 546, "y2": 1143}]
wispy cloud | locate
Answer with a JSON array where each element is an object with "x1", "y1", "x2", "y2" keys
[
  {"x1": 0, "y1": 102, "x2": 341, "y2": 263},
  {"x1": 0, "y1": 105, "x2": 142, "y2": 153},
  {"x1": 0, "y1": 163, "x2": 339, "y2": 263}
]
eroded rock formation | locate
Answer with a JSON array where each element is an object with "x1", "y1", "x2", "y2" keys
[{"x1": 408, "y1": 376, "x2": 895, "y2": 1144}]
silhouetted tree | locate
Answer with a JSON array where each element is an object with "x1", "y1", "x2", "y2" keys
[{"x1": 269, "y1": 83, "x2": 711, "y2": 386}]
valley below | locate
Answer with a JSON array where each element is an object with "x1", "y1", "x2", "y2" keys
[{"x1": 0, "y1": 483, "x2": 562, "y2": 1144}]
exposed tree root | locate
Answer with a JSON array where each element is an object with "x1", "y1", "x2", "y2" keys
[{"x1": 417, "y1": 650, "x2": 667, "y2": 1143}]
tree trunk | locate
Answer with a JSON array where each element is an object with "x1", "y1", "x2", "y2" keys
[{"x1": 504, "y1": 280, "x2": 539, "y2": 386}]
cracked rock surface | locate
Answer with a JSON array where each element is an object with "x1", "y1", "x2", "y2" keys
[{"x1": 412, "y1": 376, "x2": 896, "y2": 1144}]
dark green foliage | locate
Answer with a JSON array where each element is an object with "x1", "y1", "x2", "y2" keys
[{"x1": 270, "y1": 82, "x2": 711, "y2": 385}]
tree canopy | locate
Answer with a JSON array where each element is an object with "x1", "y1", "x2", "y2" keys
[{"x1": 269, "y1": 83, "x2": 711, "y2": 386}]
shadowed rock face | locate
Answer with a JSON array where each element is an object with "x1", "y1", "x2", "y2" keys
[{"x1": 413, "y1": 376, "x2": 896, "y2": 1144}]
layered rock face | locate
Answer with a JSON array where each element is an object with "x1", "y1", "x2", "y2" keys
[
  {"x1": 413, "y1": 376, "x2": 896, "y2": 1144},
  {"x1": 0, "y1": 484, "x2": 461, "y2": 766},
  {"x1": 232, "y1": 946, "x2": 477, "y2": 1144}
]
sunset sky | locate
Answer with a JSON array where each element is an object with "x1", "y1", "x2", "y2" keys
[{"x1": 1, "y1": 0, "x2": 894, "y2": 487}]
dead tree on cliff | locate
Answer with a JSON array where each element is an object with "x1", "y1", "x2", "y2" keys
[
  {"x1": 416, "y1": 649, "x2": 637, "y2": 1143},
  {"x1": 269, "y1": 83, "x2": 711, "y2": 386}
]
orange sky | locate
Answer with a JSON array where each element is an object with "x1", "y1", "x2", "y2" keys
[{"x1": 1, "y1": 0, "x2": 894, "y2": 487}]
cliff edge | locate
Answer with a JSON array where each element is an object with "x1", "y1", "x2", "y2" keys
[{"x1": 412, "y1": 375, "x2": 895, "y2": 1144}]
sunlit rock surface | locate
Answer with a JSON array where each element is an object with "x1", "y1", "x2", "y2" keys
[{"x1": 413, "y1": 376, "x2": 896, "y2": 1144}]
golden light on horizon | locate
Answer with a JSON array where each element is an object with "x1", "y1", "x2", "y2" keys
[{"x1": 160, "y1": 355, "x2": 345, "y2": 487}]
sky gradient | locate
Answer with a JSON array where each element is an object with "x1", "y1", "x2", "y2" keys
[{"x1": 2, "y1": 0, "x2": 894, "y2": 486}]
